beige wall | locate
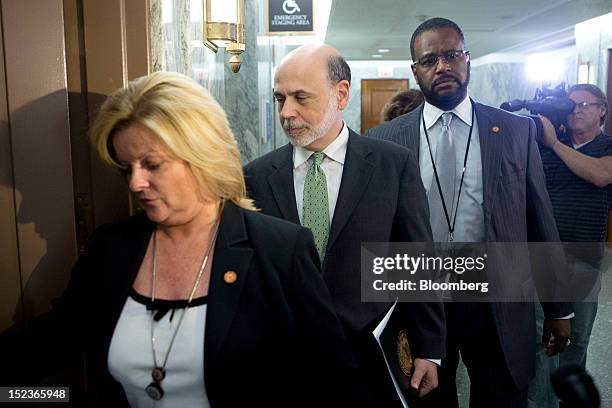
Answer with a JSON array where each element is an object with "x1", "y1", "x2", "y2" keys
[
  {"x1": 0, "y1": 0, "x2": 75, "y2": 331},
  {"x1": 0, "y1": 11, "x2": 21, "y2": 332},
  {"x1": 0, "y1": 0, "x2": 148, "y2": 331}
]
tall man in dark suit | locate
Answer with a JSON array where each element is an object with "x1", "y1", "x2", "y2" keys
[
  {"x1": 366, "y1": 18, "x2": 572, "y2": 408},
  {"x1": 244, "y1": 44, "x2": 445, "y2": 406}
]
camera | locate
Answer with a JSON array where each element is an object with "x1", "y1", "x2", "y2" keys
[{"x1": 500, "y1": 83, "x2": 575, "y2": 137}]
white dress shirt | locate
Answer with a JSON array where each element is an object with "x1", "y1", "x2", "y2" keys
[
  {"x1": 419, "y1": 95, "x2": 485, "y2": 242},
  {"x1": 293, "y1": 122, "x2": 349, "y2": 223}
]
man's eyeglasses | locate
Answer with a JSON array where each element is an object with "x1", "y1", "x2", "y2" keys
[
  {"x1": 414, "y1": 50, "x2": 470, "y2": 68},
  {"x1": 573, "y1": 101, "x2": 604, "y2": 111}
]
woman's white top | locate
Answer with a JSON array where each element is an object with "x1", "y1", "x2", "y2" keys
[{"x1": 108, "y1": 290, "x2": 210, "y2": 408}]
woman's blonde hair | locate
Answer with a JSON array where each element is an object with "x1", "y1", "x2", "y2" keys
[{"x1": 91, "y1": 71, "x2": 254, "y2": 210}]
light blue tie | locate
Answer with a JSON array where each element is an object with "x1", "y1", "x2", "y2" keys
[
  {"x1": 429, "y1": 113, "x2": 456, "y2": 242},
  {"x1": 302, "y1": 152, "x2": 330, "y2": 259}
]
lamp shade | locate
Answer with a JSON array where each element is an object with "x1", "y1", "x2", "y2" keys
[{"x1": 210, "y1": 0, "x2": 238, "y2": 24}]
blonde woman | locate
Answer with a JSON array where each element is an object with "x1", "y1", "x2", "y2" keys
[{"x1": 2, "y1": 72, "x2": 357, "y2": 407}]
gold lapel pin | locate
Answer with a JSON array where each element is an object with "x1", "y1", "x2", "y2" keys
[
  {"x1": 492, "y1": 126, "x2": 500, "y2": 133},
  {"x1": 224, "y1": 270, "x2": 238, "y2": 284}
]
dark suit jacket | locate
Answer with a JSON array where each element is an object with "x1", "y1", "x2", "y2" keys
[
  {"x1": 366, "y1": 102, "x2": 572, "y2": 388},
  {"x1": 244, "y1": 129, "x2": 445, "y2": 360},
  {"x1": 1, "y1": 202, "x2": 358, "y2": 407}
]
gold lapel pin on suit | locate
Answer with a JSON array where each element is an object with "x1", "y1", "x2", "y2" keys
[{"x1": 224, "y1": 270, "x2": 238, "y2": 284}]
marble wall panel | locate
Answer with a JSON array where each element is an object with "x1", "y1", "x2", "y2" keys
[
  {"x1": 149, "y1": 0, "x2": 264, "y2": 163},
  {"x1": 149, "y1": 0, "x2": 163, "y2": 72},
  {"x1": 576, "y1": 14, "x2": 612, "y2": 91},
  {"x1": 222, "y1": 0, "x2": 261, "y2": 163},
  {"x1": 460, "y1": 56, "x2": 575, "y2": 113},
  {"x1": 470, "y1": 63, "x2": 536, "y2": 109}
]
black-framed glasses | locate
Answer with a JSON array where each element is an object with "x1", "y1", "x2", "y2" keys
[
  {"x1": 414, "y1": 50, "x2": 470, "y2": 68},
  {"x1": 573, "y1": 101, "x2": 604, "y2": 111}
]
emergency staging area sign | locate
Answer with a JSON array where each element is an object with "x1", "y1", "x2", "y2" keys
[{"x1": 268, "y1": 0, "x2": 314, "y2": 34}]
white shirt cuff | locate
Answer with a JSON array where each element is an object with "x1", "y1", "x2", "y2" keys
[{"x1": 552, "y1": 313, "x2": 575, "y2": 319}]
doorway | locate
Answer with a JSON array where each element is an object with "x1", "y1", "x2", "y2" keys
[{"x1": 360, "y1": 79, "x2": 408, "y2": 134}]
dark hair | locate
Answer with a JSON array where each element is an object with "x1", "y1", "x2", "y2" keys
[
  {"x1": 410, "y1": 17, "x2": 466, "y2": 61},
  {"x1": 381, "y1": 89, "x2": 425, "y2": 121},
  {"x1": 568, "y1": 83, "x2": 608, "y2": 126},
  {"x1": 327, "y1": 54, "x2": 351, "y2": 85}
]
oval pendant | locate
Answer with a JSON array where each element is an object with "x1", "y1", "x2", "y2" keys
[
  {"x1": 146, "y1": 381, "x2": 164, "y2": 400},
  {"x1": 152, "y1": 367, "x2": 166, "y2": 382}
]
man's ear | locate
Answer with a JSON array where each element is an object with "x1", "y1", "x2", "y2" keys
[
  {"x1": 600, "y1": 105, "x2": 608, "y2": 122},
  {"x1": 411, "y1": 64, "x2": 419, "y2": 87},
  {"x1": 336, "y1": 80, "x2": 350, "y2": 110}
]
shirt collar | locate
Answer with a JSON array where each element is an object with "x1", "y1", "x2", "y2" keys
[
  {"x1": 572, "y1": 132, "x2": 603, "y2": 149},
  {"x1": 423, "y1": 94, "x2": 473, "y2": 129},
  {"x1": 293, "y1": 122, "x2": 349, "y2": 168}
]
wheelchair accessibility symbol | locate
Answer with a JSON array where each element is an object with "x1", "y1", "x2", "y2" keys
[{"x1": 283, "y1": 0, "x2": 301, "y2": 14}]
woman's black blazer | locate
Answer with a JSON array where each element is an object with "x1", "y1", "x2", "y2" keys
[{"x1": 2, "y1": 202, "x2": 358, "y2": 407}]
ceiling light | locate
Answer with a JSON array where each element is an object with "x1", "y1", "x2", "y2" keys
[
  {"x1": 526, "y1": 53, "x2": 564, "y2": 82},
  {"x1": 371, "y1": 54, "x2": 383, "y2": 58},
  {"x1": 378, "y1": 49, "x2": 390, "y2": 53}
]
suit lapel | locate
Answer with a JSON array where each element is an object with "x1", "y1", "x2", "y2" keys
[
  {"x1": 327, "y1": 130, "x2": 375, "y2": 251},
  {"x1": 266, "y1": 143, "x2": 300, "y2": 224},
  {"x1": 474, "y1": 102, "x2": 504, "y2": 225},
  {"x1": 205, "y1": 202, "x2": 253, "y2": 365},
  {"x1": 400, "y1": 105, "x2": 423, "y2": 159}
]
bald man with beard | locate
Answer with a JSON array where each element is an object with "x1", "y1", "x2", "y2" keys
[{"x1": 244, "y1": 44, "x2": 445, "y2": 406}]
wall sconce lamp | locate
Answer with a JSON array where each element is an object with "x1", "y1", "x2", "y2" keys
[{"x1": 203, "y1": 0, "x2": 246, "y2": 73}]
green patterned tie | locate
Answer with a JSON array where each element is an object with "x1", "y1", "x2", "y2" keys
[{"x1": 302, "y1": 152, "x2": 330, "y2": 259}]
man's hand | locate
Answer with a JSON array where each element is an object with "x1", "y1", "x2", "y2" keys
[
  {"x1": 410, "y1": 358, "x2": 438, "y2": 397},
  {"x1": 542, "y1": 318, "x2": 571, "y2": 356},
  {"x1": 539, "y1": 115, "x2": 560, "y2": 149}
]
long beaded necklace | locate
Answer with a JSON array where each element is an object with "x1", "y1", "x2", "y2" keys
[{"x1": 145, "y1": 224, "x2": 219, "y2": 401}]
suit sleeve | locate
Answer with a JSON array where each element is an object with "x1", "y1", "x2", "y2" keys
[
  {"x1": 364, "y1": 119, "x2": 399, "y2": 143},
  {"x1": 243, "y1": 163, "x2": 258, "y2": 203},
  {"x1": 524, "y1": 117, "x2": 573, "y2": 318},
  {"x1": 392, "y1": 148, "x2": 432, "y2": 242},
  {"x1": 392, "y1": 149, "x2": 446, "y2": 359},
  {"x1": 288, "y1": 227, "x2": 365, "y2": 404}
]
